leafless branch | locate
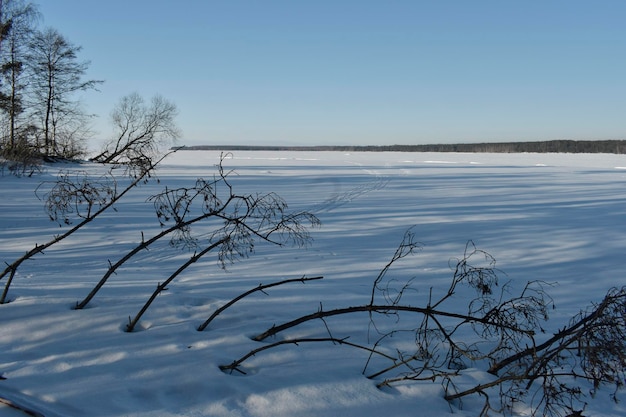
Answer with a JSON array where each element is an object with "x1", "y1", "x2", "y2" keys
[{"x1": 197, "y1": 276, "x2": 323, "y2": 331}]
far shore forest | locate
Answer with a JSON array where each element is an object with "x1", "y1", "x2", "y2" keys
[{"x1": 178, "y1": 139, "x2": 626, "y2": 154}]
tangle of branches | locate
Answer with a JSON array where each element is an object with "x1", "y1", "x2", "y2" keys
[{"x1": 222, "y1": 231, "x2": 625, "y2": 417}]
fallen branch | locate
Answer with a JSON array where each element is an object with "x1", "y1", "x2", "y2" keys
[
  {"x1": 197, "y1": 275, "x2": 323, "y2": 331},
  {"x1": 252, "y1": 304, "x2": 534, "y2": 342},
  {"x1": 126, "y1": 237, "x2": 230, "y2": 332},
  {"x1": 219, "y1": 337, "x2": 396, "y2": 375},
  {"x1": 488, "y1": 286, "x2": 626, "y2": 375}
]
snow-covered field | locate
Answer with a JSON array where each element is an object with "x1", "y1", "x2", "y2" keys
[{"x1": 1, "y1": 150, "x2": 625, "y2": 417}]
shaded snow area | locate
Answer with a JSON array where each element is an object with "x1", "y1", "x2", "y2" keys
[{"x1": 1, "y1": 151, "x2": 626, "y2": 416}]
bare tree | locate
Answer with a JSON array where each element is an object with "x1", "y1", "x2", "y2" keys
[
  {"x1": 92, "y1": 92, "x2": 180, "y2": 167},
  {"x1": 0, "y1": 0, "x2": 38, "y2": 151},
  {"x1": 26, "y1": 27, "x2": 102, "y2": 158}
]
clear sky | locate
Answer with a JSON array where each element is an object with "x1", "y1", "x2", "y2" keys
[{"x1": 37, "y1": 1, "x2": 626, "y2": 147}]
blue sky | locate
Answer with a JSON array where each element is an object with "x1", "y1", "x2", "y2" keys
[{"x1": 37, "y1": 1, "x2": 626, "y2": 146}]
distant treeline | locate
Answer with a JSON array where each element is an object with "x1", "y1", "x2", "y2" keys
[{"x1": 176, "y1": 140, "x2": 626, "y2": 154}]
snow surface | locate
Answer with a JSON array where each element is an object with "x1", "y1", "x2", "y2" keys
[{"x1": 1, "y1": 151, "x2": 626, "y2": 416}]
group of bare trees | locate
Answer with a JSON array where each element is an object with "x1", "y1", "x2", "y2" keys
[
  {"x1": 0, "y1": 0, "x2": 180, "y2": 169},
  {"x1": 0, "y1": 0, "x2": 104, "y2": 162}
]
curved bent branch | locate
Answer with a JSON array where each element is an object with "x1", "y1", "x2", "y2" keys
[
  {"x1": 219, "y1": 337, "x2": 396, "y2": 375},
  {"x1": 252, "y1": 304, "x2": 535, "y2": 342},
  {"x1": 125, "y1": 237, "x2": 230, "y2": 332},
  {"x1": 197, "y1": 276, "x2": 323, "y2": 331}
]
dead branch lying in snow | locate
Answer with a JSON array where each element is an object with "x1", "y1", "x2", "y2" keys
[{"x1": 197, "y1": 275, "x2": 323, "y2": 331}]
